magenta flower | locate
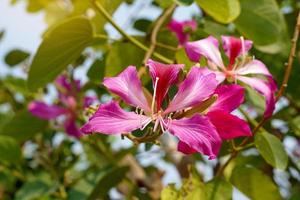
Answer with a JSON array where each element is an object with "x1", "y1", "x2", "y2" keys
[
  {"x1": 167, "y1": 19, "x2": 197, "y2": 45},
  {"x1": 81, "y1": 59, "x2": 251, "y2": 159},
  {"x1": 28, "y1": 75, "x2": 94, "y2": 138},
  {"x1": 185, "y1": 36, "x2": 277, "y2": 117}
]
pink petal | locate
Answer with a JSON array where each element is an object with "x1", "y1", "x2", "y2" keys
[
  {"x1": 103, "y1": 66, "x2": 150, "y2": 112},
  {"x1": 237, "y1": 76, "x2": 276, "y2": 118},
  {"x1": 184, "y1": 36, "x2": 224, "y2": 69},
  {"x1": 207, "y1": 110, "x2": 252, "y2": 140},
  {"x1": 56, "y1": 75, "x2": 81, "y2": 92},
  {"x1": 177, "y1": 141, "x2": 196, "y2": 154},
  {"x1": 64, "y1": 116, "x2": 82, "y2": 138},
  {"x1": 235, "y1": 59, "x2": 272, "y2": 76},
  {"x1": 221, "y1": 36, "x2": 252, "y2": 67},
  {"x1": 28, "y1": 101, "x2": 67, "y2": 120},
  {"x1": 167, "y1": 19, "x2": 197, "y2": 45},
  {"x1": 209, "y1": 84, "x2": 245, "y2": 113},
  {"x1": 198, "y1": 67, "x2": 226, "y2": 83},
  {"x1": 83, "y1": 96, "x2": 97, "y2": 108},
  {"x1": 80, "y1": 101, "x2": 150, "y2": 135},
  {"x1": 146, "y1": 59, "x2": 184, "y2": 111},
  {"x1": 165, "y1": 67, "x2": 218, "y2": 114},
  {"x1": 167, "y1": 114, "x2": 221, "y2": 159}
]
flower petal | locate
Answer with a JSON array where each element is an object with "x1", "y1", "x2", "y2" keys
[
  {"x1": 56, "y1": 75, "x2": 81, "y2": 92},
  {"x1": 146, "y1": 59, "x2": 184, "y2": 111},
  {"x1": 64, "y1": 117, "x2": 82, "y2": 138},
  {"x1": 167, "y1": 19, "x2": 197, "y2": 45},
  {"x1": 235, "y1": 59, "x2": 272, "y2": 76},
  {"x1": 185, "y1": 36, "x2": 224, "y2": 69},
  {"x1": 207, "y1": 110, "x2": 252, "y2": 140},
  {"x1": 198, "y1": 67, "x2": 226, "y2": 83},
  {"x1": 177, "y1": 141, "x2": 197, "y2": 154},
  {"x1": 165, "y1": 67, "x2": 218, "y2": 114},
  {"x1": 80, "y1": 101, "x2": 150, "y2": 135},
  {"x1": 167, "y1": 114, "x2": 221, "y2": 159},
  {"x1": 103, "y1": 66, "x2": 150, "y2": 112},
  {"x1": 221, "y1": 35, "x2": 252, "y2": 67},
  {"x1": 209, "y1": 84, "x2": 245, "y2": 113},
  {"x1": 238, "y1": 76, "x2": 276, "y2": 118},
  {"x1": 28, "y1": 101, "x2": 67, "y2": 120}
]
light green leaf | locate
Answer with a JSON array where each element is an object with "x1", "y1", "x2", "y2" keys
[
  {"x1": 4, "y1": 49, "x2": 30, "y2": 67},
  {"x1": 161, "y1": 184, "x2": 179, "y2": 200},
  {"x1": 27, "y1": 17, "x2": 94, "y2": 91},
  {"x1": 255, "y1": 131, "x2": 288, "y2": 170},
  {"x1": 230, "y1": 166, "x2": 282, "y2": 200},
  {"x1": 234, "y1": 0, "x2": 289, "y2": 54},
  {"x1": 0, "y1": 110, "x2": 48, "y2": 142},
  {"x1": 196, "y1": 0, "x2": 240, "y2": 24},
  {"x1": 205, "y1": 178, "x2": 232, "y2": 200},
  {"x1": 0, "y1": 135, "x2": 22, "y2": 163},
  {"x1": 174, "y1": 0, "x2": 194, "y2": 6}
]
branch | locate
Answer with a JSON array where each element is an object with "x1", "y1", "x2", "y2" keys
[
  {"x1": 92, "y1": 0, "x2": 173, "y2": 64},
  {"x1": 143, "y1": 3, "x2": 177, "y2": 64}
]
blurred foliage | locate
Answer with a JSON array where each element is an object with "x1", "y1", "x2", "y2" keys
[{"x1": 0, "y1": 0, "x2": 300, "y2": 199}]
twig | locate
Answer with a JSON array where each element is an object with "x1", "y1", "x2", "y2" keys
[
  {"x1": 216, "y1": 11, "x2": 300, "y2": 177},
  {"x1": 143, "y1": 3, "x2": 176, "y2": 64},
  {"x1": 92, "y1": 0, "x2": 173, "y2": 64}
]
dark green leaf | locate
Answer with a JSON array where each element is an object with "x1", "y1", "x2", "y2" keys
[
  {"x1": 0, "y1": 110, "x2": 48, "y2": 142},
  {"x1": 87, "y1": 58, "x2": 105, "y2": 83},
  {"x1": 255, "y1": 131, "x2": 288, "y2": 170},
  {"x1": 133, "y1": 18, "x2": 152, "y2": 32},
  {"x1": 15, "y1": 180, "x2": 51, "y2": 200},
  {"x1": 0, "y1": 135, "x2": 22, "y2": 163},
  {"x1": 4, "y1": 49, "x2": 30, "y2": 67},
  {"x1": 230, "y1": 166, "x2": 282, "y2": 200},
  {"x1": 27, "y1": 17, "x2": 94, "y2": 91},
  {"x1": 234, "y1": 0, "x2": 289, "y2": 54},
  {"x1": 196, "y1": 0, "x2": 240, "y2": 24},
  {"x1": 87, "y1": 166, "x2": 129, "y2": 200}
]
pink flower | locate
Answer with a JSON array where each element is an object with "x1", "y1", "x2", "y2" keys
[
  {"x1": 81, "y1": 59, "x2": 251, "y2": 159},
  {"x1": 185, "y1": 36, "x2": 277, "y2": 117},
  {"x1": 28, "y1": 75, "x2": 94, "y2": 138},
  {"x1": 167, "y1": 19, "x2": 197, "y2": 45}
]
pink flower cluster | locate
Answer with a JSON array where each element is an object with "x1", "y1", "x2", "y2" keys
[{"x1": 28, "y1": 75, "x2": 95, "y2": 138}]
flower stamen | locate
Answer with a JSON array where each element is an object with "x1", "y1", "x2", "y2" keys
[{"x1": 151, "y1": 77, "x2": 159, "y2": 115}]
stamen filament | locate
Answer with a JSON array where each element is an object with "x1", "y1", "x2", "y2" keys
[{"x1": 151, "y1": 77, "x2": 159, "y2": 114}]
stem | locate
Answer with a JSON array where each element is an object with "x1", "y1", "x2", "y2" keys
[
  {"x1": 92, "y1": 0, "x2": 173, "y2": 64},
  {"x1": 143, "y1": 3, "x2": 176, "y2": 64}
]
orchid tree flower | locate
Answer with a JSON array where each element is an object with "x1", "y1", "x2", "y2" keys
[
  {"x1": 28, "y1": 75, "x2": 95, "y2": 138},
  {"x1": 185, "y1": 35, "x2": 277, "y2": 118},
  {"x1": 81, "y1": 60, "x2": 251, "y2": 159},
  {"x1": 167, "y1": 19, "x2": 197, "y2": 45}
]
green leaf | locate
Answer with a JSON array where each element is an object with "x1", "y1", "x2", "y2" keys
[
  {"x1": 87, "y1": 166, "x2": 129, "y2": 200},
  {"x1": 2, "y1": 77, "x2": 28, "y2": 95},
  {"x1": 4, "y1": 49, "x2": 30, "y2": 67},
  {"x1": 255, "y1": 131, "x2": 288, "y2": 170},
  {"x1": 133, "y1": 18, "x2": 152, "y2": 32},
  {"x1": 15, "y1": 180, "x2": 51, "y2": 200},
  {"x1": 205, "y1": 178, "x2": 232, "y2": 200},
  {"x1": 234, "y1": 0, "x2": 288, "y2": 54},
  {"x1": 0, "y1": 30, "x2": 4, "y2": 42},
  {"x1": 0, "y1": 135, "x2": 22, "y2": 163},
  {"x1": 87, "y1": 58, "x2": 105, "y2": 83},
  {"x1": 105, "y1": 41, "x2": 144, "y2": 77},
  {"x1": 0, "y1": 110, "x2": 48, "y2": 142},
  {"x1": 196, "y1": 0, "x2": 240, "y2": 24},
  {"x1": 161, "y1": 184, "x2": 179, "y2": 200},
  {"x1": 174, "y1": 0, "x2": 194, "y2": 6},
  {"x1": 230, "y1": 166, "x2": 282, "y2": 200},
  {"x1": 175, "y1": 48, "x2": 195, "y2": 71},
  {"x1": 27, "y1": 17, "x2": 94, "y2": 91}
]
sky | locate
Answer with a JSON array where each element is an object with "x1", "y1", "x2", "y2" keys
[{"x1": 0, "y1": 0, "x2": 250, "y2": 199}]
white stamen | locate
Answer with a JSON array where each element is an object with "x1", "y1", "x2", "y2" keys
[
  {"x1": 153, "y1": 118, "x2": 160, "y2": 132},
  {"x1": 151, "y1": 77, "x2": 159, "y2": 114},
  {"x1": 140, "y1": 118, "x2": 152, "y2": 131}
]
